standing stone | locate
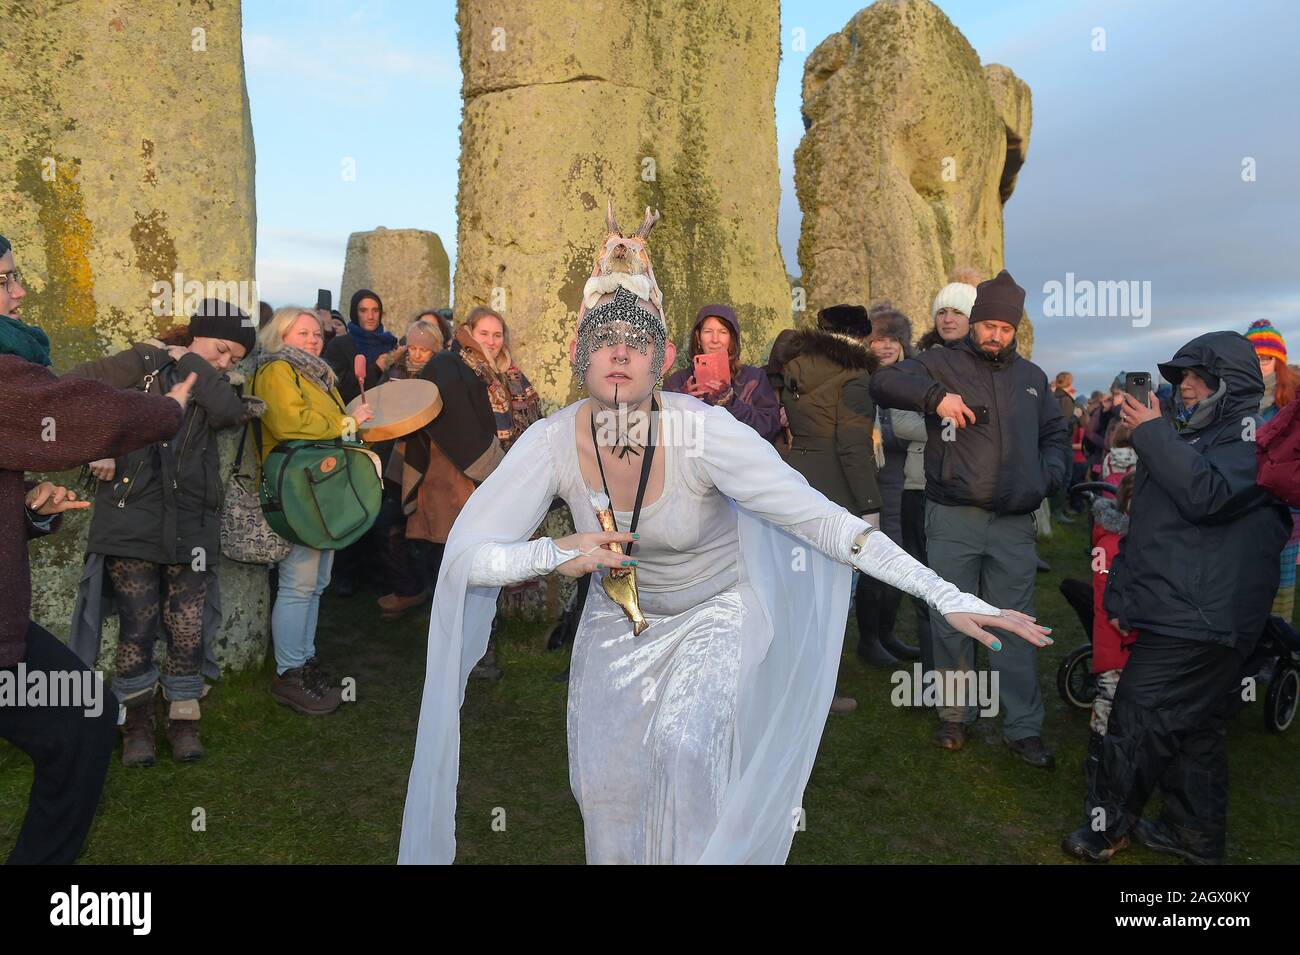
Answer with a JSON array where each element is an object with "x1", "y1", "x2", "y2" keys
[
  {"x1": 2, "y1": 1, "x2": 267, "y2": 671},
  {"x1": 340, "y1": 227, "x2": 450, "y2": 335},
  {"x1": 454, "y1": 0, "x2": 791, "y2": 411},
  {"x1": 795, "y1": 0, "x2": 1034, "y2": 352}
]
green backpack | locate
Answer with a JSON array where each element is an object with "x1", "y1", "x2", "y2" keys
[{"x1": 251, "y1": 364, "x2": 383, "y2": 551}]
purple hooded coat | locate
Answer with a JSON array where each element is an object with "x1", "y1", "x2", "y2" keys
[{"x1": 663, "y1": 304, "x2": 783, "y2": 444}]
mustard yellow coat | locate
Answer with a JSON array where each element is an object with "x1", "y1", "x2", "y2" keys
[{"x1": 249, "y1": 359, "x2": 354, "y2": 464}]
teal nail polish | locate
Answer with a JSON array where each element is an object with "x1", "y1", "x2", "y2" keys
[
  {"x1": 596, "y1": 563, "x2": 604, "y2": 569},
  {"x1": 621, "y1": 560, "x2": 632, "y2": 566},
  {"x1": 1044, "y1": 627, "x2": 1053, "y2": 633},
  {"x1": 991, "y1": 639, "x2": 1002, "y2": 651},
  {"x1": 632, "y1": 533, "x2": 640, "y2": 539}
]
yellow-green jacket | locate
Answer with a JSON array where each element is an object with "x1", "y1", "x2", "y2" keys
[{"x1": 249, "y1": 358, "x2": 354, "y2": 464}]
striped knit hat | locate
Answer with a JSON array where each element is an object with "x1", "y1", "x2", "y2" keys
[{"x1": 1245, "y1": 319, "x2": 1287, "y2": 363}]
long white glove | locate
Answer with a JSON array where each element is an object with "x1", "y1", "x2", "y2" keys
[
  {"x1": 467, "y1": 538, "x2": 584, "y2": 588},
  {"x1": 849, "y1": 526, "x2": 1001, "y2": 618}
]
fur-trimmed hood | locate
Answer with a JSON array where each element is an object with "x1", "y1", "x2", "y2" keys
[
  {"x1": 1092, "y1": 496, "x2": 1129, "y2": 535},
  {"x1": 781, "y1": 327, "x2": 879, "y2": 398},
  {"x1": 782, "y1": 327, "x2": 879, "y2": 373}
]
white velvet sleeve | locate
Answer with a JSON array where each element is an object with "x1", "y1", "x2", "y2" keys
[
  {"x1": 468, "y1": 537, "x2": 584, "y2": 587},
  {"x1": 695, "y1": 403, "x2": 1001, "y2": 619}
]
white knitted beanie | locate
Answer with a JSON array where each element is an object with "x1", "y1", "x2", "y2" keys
[{"x1": 931, "y1": 282, "x2": 977, "y2": 319}]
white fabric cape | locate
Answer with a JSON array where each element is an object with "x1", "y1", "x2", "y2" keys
[{"x1": 398, "y1": 401, "x2": 852, "y2": 864}]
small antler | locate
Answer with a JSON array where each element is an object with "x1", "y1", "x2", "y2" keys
[
  {"x1": 632, "y1": 206, "x2": 661, "y2": 240},
  {"x1": 605, "y1": 197, "x2": 623, "y2": 235}
]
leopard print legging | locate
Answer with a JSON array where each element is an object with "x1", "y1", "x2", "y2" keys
[{"x1": 105, "y1": 558, "x2": 206, "y2": 681}]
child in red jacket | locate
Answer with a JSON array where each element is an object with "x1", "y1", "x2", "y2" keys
[{"x1": 1084, "y1": 474, "x2": 1136, "y2": 797}]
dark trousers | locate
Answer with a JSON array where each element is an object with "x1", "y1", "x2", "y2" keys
[
  {"x1": 901, "y1": 490, "x2": 934, "y2": 672},
  {"x1": 857, "y1": 492, "x2": 935, "y2": 660},
  {"x1": 1090, "y1": 630, "x2": 1243, "y2": 859},
  {"x1": 1067, "y1": 461, "x2": 1088, "y2": 511},
  {"x1": 1, "y1": 622, "x2": 118, "y2": 864},
  {"x1": 855, "y1": 574, "x2": 903, "y2": 646},
  {"x1": 925, "y1": 502, "x2": 1043, "y2": 738}
]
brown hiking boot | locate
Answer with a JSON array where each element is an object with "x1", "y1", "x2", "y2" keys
[
  {"x1": 120, "y1": 693, "x2": 157, "y2": 768},
  {"x1": 378, "y1": 590, "x2": 430, "y2": 620},
  {"x1": 164, "y1": 698, "x2": 204, "y2": 761},
  {"x1": 272, "y1": 667, "x2": 343, "y2": 715},
  {"x1": 932, "y1": 721, "x2": 967, "y2": 750}
]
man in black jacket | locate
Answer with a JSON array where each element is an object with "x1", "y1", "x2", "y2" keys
[
  {"x1": 870, "y1": 270, "x2": 1070, "y2": 766},
  {"x1": 1062, "y1": 331, "x2": 1291, "y2": 863}
]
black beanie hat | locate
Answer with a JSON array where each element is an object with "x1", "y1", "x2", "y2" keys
[
  {"x1": 969, "y1": 270, "x2": 1025, "y2": 329},
  {"x1": 817, "y1": 304, "x2": 872, "y2": 339},
  {"x1": 0, "y1": 234, "x2": 11, "y2": 258},
  {"x1": 349, "y1": 288, "x2": 384, "y2": 325},
  {"x1": 188, "y1": 298, "x2": 256, "y2": 354}
]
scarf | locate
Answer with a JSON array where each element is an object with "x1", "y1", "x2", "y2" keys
[
  {"x1": 253, "y1": 345, "x2": 338, "y2": 396},
  {"x1": 1261, "y1": 372, "x2": 1276, "y2": 413},
  {"x1": 0, "y1": 314, "x2": 52, "y2": 366},
  {"x1": 1174, "y1": 382, "x2": 1226, "y2": 434},
  {"x1": 347, "y1": 321, "x2": 398, "y2": 365},
  {"x1": 454, "y1": 326, "x2": 542, "y2": 450}
]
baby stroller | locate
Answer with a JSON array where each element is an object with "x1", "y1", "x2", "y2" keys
[{"x1": 1236, "y1": 615, "x2": 1300, "y2": 733}]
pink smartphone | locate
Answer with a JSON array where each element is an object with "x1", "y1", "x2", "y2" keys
[{"x1": 694, "y1": 352, "x2": 731, "y2": 388}]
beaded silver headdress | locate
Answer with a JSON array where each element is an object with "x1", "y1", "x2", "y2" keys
[{"x1": 573, "y1": 285, "x2": 667, "y2": 384}]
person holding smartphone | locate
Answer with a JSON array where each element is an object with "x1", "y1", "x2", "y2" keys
[
  {"x1": 663, "y1": 304, "x2": 782, "y2": 444},
  {"x1": 1063, "y1": 332, "x2": 1291, "y2": 863},
  {"x1": 869, "y1": 270, "x2": 1071, "y2": 767}
]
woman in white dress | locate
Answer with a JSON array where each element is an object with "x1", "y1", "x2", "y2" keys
[{"x1": 399, "y1": 257, "x2": 1052, "y2": 867}]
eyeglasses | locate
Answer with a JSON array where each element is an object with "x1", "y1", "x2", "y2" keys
[{"x1": 0, "y1": 269, "x2": 25, "y2": 291}]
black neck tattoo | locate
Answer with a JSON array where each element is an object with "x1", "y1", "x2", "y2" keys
[{"x1": 602, "y1": 383, "x2": 649, "y2": 463}]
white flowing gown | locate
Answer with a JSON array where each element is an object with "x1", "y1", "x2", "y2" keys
[{"x1": 399, "y1": 390, "x2": 998, "y2": 864}]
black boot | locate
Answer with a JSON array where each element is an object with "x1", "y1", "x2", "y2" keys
[
  {"x1": 1062, "y1": 825, "x2": 1129, "y2": 863},
  {"x1": 880, "y1": 635, "x2": 921, "y2": 660},
  {"x1": 855, "y1": 574, "x2": 900, "y2": 667},
  {"x1": 856, "y1": 635, "x2": 899, "y2": 667}
]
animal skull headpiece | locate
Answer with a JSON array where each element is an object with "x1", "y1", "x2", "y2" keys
[{"x1": 573, "y1": 199, "x2": 668, "y2": 383}]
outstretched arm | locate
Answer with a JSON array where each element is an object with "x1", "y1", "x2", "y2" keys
[
  {"x1": 0, "y1": 355, "x2": 183, "y2": 473},
  {"x1": 693, "y1": 404, "x2": 1052, "y2": 650}
]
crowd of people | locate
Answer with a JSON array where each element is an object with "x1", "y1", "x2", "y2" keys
[{"x1": 2, "y1": 221, "x2": 1297, "y2": 865}]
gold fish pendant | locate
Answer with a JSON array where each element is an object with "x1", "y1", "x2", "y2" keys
[{"x1": 601, "y1": 564, "x2": 648, "y2": 636}]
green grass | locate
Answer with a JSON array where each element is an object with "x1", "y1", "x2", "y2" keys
[{"x1": 3, "y1": 520, "x2": 1297, "y2": 864}]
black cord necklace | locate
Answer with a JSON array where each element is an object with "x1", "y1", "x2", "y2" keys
[{"x1": 590, "y1": 394, "x2": 658, "y2": 560}]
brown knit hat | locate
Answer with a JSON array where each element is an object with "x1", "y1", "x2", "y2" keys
[{"x1": 969, "y1": 270, "x2": 1025, "y2": 329}]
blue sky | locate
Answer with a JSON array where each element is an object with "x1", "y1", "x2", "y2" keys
[{"x1": 245, "y1": 0, "x2": 1300, "y2": 395}]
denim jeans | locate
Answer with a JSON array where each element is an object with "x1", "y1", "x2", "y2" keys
[{"x1": 272, "y1": 544, "x2": 334, "y2": 675}]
